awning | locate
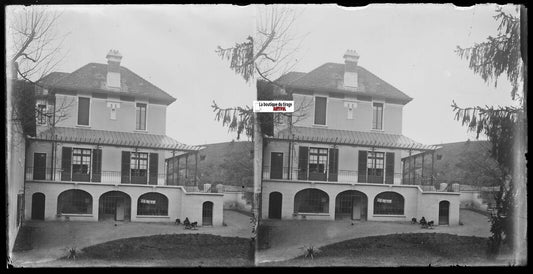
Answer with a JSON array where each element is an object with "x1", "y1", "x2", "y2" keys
[
  {"x1": 30, "y1": 127, "x2": 203, "y2": 151},
  {"x1": 270, "y1": 126, "x2": 439, "y2": 151}
]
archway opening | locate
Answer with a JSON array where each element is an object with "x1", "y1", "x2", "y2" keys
[
  {"x1": 57, "y1": 189, "x2": 93, "y2": 215},
  {"x1": 99, "y1": 191, "x2": 131, "y2": 221},
  {"x1": 202, "y1": 201, "x2": 214, "y2": 226},
  {"x1": 31, "y1": 193, "x2": 45, "y2": 220},
  {"x1": 439, "y1": 200, "x2": 450, "y2": 225},
  {"x1": 268, "y1": 192, "x2": 282, "y2": 219},
  {"x1": 294, "y1": 189, "x2": 329, "y2": 214},
  {"x1": 335, "y1": 190, "x2": 368, "y2": 221}
]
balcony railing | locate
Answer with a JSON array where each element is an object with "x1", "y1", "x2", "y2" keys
[
  {"x1": 25, "y1": 167, "x2": 213, "y2": 192},
  {"x1": 261, "y1": 166, "x2": 458, "y2": 192}
]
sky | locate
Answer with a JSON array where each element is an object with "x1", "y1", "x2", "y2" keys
[{"x1": 6, "y1": 4, "x2": 521, "y2": 146}]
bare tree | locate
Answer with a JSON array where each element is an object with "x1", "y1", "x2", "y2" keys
[
  {"x1": 7, "y1": 6, "x2": 72, "y2": 138},
  {"x1": 8, "y1": 6, "x2": 68, "y2": 82}
]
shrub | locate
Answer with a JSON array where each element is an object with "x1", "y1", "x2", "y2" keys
[
  {"x1": 300, "y1": 245, "x2": 320, "y2": 260},
  {"x1": 67, "y1": 247, "x2": 78, "y2": 260}
]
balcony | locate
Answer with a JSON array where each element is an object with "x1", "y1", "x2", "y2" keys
[
  {"x1": 24, "y1": 167, "x2": 212, "y2": 193},
  {"x1": 261, "y1": 166, "x2": 458, "y2": 192}
]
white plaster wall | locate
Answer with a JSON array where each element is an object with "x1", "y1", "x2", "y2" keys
[
  {"x1": 261, "y1": 180, "x2": 460, "y2": 225},
  {"x1": 7, "y1": 121, "x2": 26, "y2": 254},
  {"x1": 53, "y1": 94, "x2": 167, "y2": 134},
  {"x1": 180, "y1": 193, "x2": 224, "y2": 226},
  {"x1": 291, "y1": 93, "x2": 404, "y2": 134},
  {"x1": 24, "y1": 181, "x2": 223, "y2": 226},
  {"x1": 417, "y1": 192, "x2": 460, "y2": 225}
]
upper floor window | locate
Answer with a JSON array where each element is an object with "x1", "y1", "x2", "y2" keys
[
  {"x1": 77, "y1": 97, "x2": 90, "y2": 126},
  {"x1": 367, "y1": 151, "x2": 384, "y2": 184},
  {"x1": 372, "y1": 102, "x2": 383, "y2": 130},
  {"x1": 309, "y1": 148, "x2": 328, "y2": 176},
  {"x1": 37, "y1": 104, "x2": 47, "y2": 125},
  {"x1": 136, "y1": 103, "x2": 147, "y2": 130},
  {"x1": 131, "y1": 152, "x2": 148, "y2": 178},
  {"x1": 71, "y1": 148, "x2": 92, "y2": 182},
  {"x1": 297, "y1": 146, "x2": 339, "y2": 182},
  {"x1": 314, "y1": 97, "x2": 327, "y2": 125}
]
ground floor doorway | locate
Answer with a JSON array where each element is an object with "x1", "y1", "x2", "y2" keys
[
  {"x1": 31, "y1": 193, "x2": 45, "y2": 220},
  {"x1": 335, "y1": 190, "x2": 368, "y2": 221},
  {"x1": 99, "y1": 191, "x2": 131, "y2": 221},
  {"x1": 202, "y1": 201, "x2": 213, "y2": 226},
  {"x1": 268, "y1": 192, "x2": 282, "y2": 219},
  {"x1": 439, "y1": 200, "x2": 450, "y2": 225}
]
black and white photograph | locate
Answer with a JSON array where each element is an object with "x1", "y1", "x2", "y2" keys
[{"x1": 5, "y1": 3, "x2": 527, "y2": 268}]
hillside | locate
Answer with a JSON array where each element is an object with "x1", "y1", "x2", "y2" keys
[
  {"x1": 433, "y1": 140, "x2": 501, "y2": 187},
  {"x1": 196, "y1": 141, "x2": 253, "y2": 188}
]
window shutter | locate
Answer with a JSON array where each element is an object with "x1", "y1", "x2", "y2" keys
[
  {"x1": 91, "y1": 149, "x2": 102, "y2": 182},
  {"x1": 385, "y1": 152, "x2": 395, "y2": 184},
  {"x1": 314, "y1": 97, "x2": 327, "y2": 125},
  {"x1": 61, "y1": 147, "x2": 72, "y2": 181},
  {"x1": 121, "y1": 151, "x2": 130, "y2": 184},
  {"x1": 358, "y1": 150, "x2": 367, "y2": 183},
  {"x1": 297, "y1": 146, "x2": 309, "y2": 180},
  {"x1": 328, "y1": 148, "x2": 339, "y2": 181},
  {"x1": 77, "y1": 97, "x2": 90, "y2": 125},
  {"x1": 149, "y1": 153, "x2": 158, "y2": 185}
]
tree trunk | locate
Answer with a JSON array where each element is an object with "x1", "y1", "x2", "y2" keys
[{"x1": 253, "y1": 112, "x2": 263, "y2": 225}]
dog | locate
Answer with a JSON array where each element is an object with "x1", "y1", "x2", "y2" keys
[
  {"x1": 175, "y1": 219, "x2": 181, "y2": 225},
  {"x1": 427, "y1": 221, "x2": 434, "y2": 229},
  {"x1": 411, "y1": 217, "x2": 417, "y2": 224},
  {"x1": 420, "y1": 217, "x2": 428, "y2": 228},
  {"x1": 185, "y1": 221, "x2": 198, "y2": 230}
]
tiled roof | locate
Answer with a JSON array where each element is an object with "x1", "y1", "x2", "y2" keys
[
  {"x1": 31, "y1": 127, "x2": 202, "y2": 151},
  {"x1": 276, "y1": 71, "x2": 306, "y2": 85},
  {"x1": 38, "y1": 72, "x2": 70, "y2": 86},
  {"x1": 278, "y1": 63, "x2": 412, "y2": 104},
  {"x1": 272, "y1": 126, "x2": 439, "y2": 151},
  {"x1": 41, "y1": 63, "x2": 176, "y2": 105}
]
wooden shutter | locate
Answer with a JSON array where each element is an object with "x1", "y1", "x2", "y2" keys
[
  {"x1": 149, "y1": 153, "x2": 158, "y2": 185},
  {"x1": 91, "y1": 149, "x2": 102, "y2": 182},
  {"x1": 328, "y1": 148, "x2": 339, "y2": 182},
  {"x1": 77, "y1": 97, "x2": 90, "y2": 125},
  {"x1": 358, "y1": 150, "x2": 367, "y2": 183},
  {"x1": 314, "y1": 97, "x2": 327, "y2": 125},
  {"x1": 61, "y1": 147, "x2": 72, "y2": 181},
  {"x1": 297, "y1": 146, "x2": 309, "y2": 180},
  {"x1": 385, "y1": 152, "x2": 395, "y2": 184},
  {"x1": 121, "y1": 151, "x2": 130, "y2": 184}
]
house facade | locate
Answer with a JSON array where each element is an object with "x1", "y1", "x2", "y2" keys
[
  {"x1": 261, "y1": 50, "x2": 460, "y2": 225},
  {"x1": 24, "y1": 50, "x2": 223, "y2": 226}
]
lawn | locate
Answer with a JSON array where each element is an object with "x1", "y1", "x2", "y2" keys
[
  {"x1": 261, "y1": 233, "x2": 510, "y2": 267},
  {"x1": 54, "y1": 233, "x2": 255, "y2": 267}
]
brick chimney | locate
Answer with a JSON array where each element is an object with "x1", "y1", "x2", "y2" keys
[
  {"x1": 106, "y1": 49, "x2": 122, "y2": 89},
  {"x1": 343, "y1": 49, "x2": 359, "y2": 90}
]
